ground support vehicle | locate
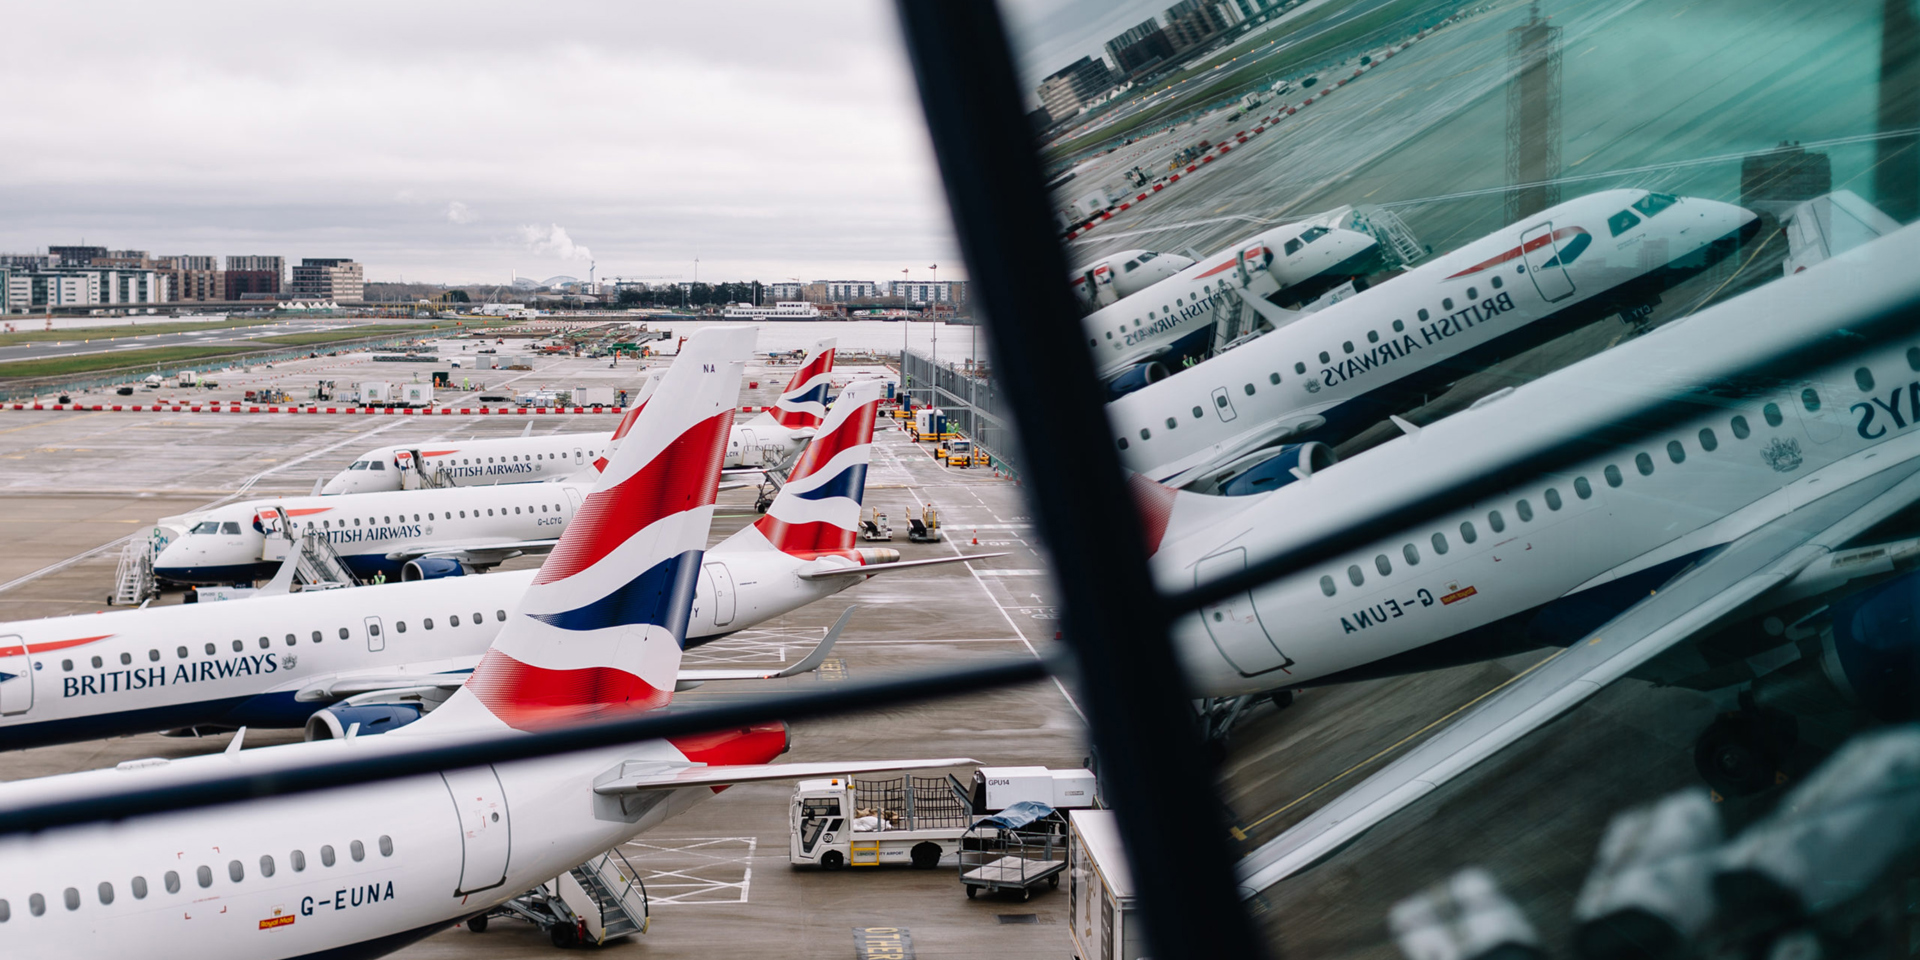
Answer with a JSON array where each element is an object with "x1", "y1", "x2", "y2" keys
[
  {"x1": 1068, "y1": 810, "x2": 1143, "y2": 960},
  {"x1": 960, "y1": 801, "x2": 1069, "y2": 901},
  {"x1": 792, "y1": 767, "x2": 1095, "y2": 871},
  {"x1": 861, "y1": 508, "x2": 892, "y2": 541},
  {"x1": 907, "y1": 504, "x2": 942, "y2": 543}
]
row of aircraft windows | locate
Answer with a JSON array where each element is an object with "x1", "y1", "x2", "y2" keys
[
  {"x1": 350, "y1": 450, "x2": 597, "y2": 471},
  {"x1": 0, "y1": 836, "x2": 393, "y2": 921},
  {"x1": 1315, "y1": 367, "x2": 1907, "y2": 598},
  {"x1": 53, "y1": 609, "x2": 509, "y2": 671},
  {"x1": 1090, "y1": 235, "x2": 1339, "y2": 347},
  {"x1": 300, "y1": 502, "x2": 567, "y2": 530},
  {"x1": 1114, "y1": 278, "x2": 1512, "y2": 450}
]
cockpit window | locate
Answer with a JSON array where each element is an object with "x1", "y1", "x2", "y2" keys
[
  {"x1": 1284, "y1": 238, "x2": 1303, "y2": 256},
  {"x1": 368, "y1": 461, "x2": 385, "y2": 471},
  {"x1": 1137, "y1": 251, "x2": 1155, "y2": 262},
  {"x1": 221, "y1": 522, "x2": 243, "y2": 536},
  {"x1": 1631, "y1": 192, "x2": 1677, "y2": 218},
  {"x1": 1123, "y1": 260, "x2": 1138, "y2": 271},
  {"x1": 190, "y1": 521, "x2": 220, "y2": 535},
  {"x1": 1300, "y1": 226, "x2": 1328, "y2": 243},
  {"x1": 348, "y1": 461, "x2": 368, "y2": 470},
  {"x1": 1608, "y1": 209, "x2": 1642, "y2": 236}
]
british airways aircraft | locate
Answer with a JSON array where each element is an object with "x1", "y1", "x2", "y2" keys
[
  {"x1": 1133, "y1": 219, "x2": 1920, "y2": 892},
  {"x1": 1084, "y1": 219, "x2": 1381, "y2": 398},
  {"x1": 1069, "y1": 248, "x2": 1195, "y2": 312},
  {"x1": 319, "y1": 340, "x2": 838, "y2": 495},
  {"x1": 0, "y1": 326, "x2": 967, "y2": 960},
  {"x1": 1108, "y1": 190, "x2": 1758, "y2": 494},
  {"x1": 0, "y1": 379, "x2": 997, "y2": 750}
]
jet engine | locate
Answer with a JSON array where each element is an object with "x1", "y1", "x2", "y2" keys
[
  {"x1": 1190, "y1": 443, "x2": 1336, "y2": 497},
  {"x1": 1104, "y1": 361, "x2": 1170, "y2": 400},
  {"x1": 1825, "y1": 573, "x2": 1920, "y2": 721},
  {"x1": 401, "y1": 557, "x2": 468, "y2": 581},
  {"x1": 303, "y1": 703, "x2": 425, "y2": 740}
]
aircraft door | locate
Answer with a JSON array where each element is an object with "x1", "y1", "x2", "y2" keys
[
  {"x1": 1520, "y1": 223, "x2": 1576, "y2": 302},
  {"x1": 1210, "y1": 386, "x2": 1239, "y2": 423},
  {"x1": 0, "y1": 637, "x2": 30, "y2": 716},
  {"x1": 1195, "y1": 549, "x2": 1294, "y2": 676},
  {"x1": 738, "y1": 428, "x2": 760, "y2": 465},
  {"x1": 364, "y1": 616, "x2": 385, "y2": 653},
  {"x1": 705, "y1": 562, "x2": 737, "y2": 628},
  {"x1": 442, "y1": 765, "x2": 512, "y2": 896}
]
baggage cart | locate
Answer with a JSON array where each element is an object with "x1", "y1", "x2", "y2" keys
[{"x1": 959, "y1": 801, "x2": 1068, "y2": 901}]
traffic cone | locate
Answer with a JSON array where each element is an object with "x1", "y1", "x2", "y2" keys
[{"x1": 971, "y1": 530, "x2": 978, "y2": 545}]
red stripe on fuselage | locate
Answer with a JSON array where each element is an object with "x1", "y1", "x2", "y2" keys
[
  {"x1": 0, "y1": 634, "x2": 112, "y2": 658},
  {"x1": 464, "y1": 648, "x2": 669, "y2": 730},
  {"x1": 534, "y1": 411, "x2": 732, "y2": 585},
  {"x1": 1445, "y1": 226, "x2": 1585, "y2": 279}
]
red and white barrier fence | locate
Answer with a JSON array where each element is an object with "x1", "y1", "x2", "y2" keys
[{"x1": 3, "y1": 403, "x2": 778, "y2": 415}]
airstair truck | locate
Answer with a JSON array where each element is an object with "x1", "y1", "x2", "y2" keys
[{"x1": 790, "y1": 766, "x2": 1096, "y2": 870}]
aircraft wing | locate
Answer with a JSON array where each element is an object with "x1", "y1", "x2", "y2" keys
[
  {"x1": 384, "y1": 540, "x2": 559, "y2": 564},
  {"x1": 1236, "y1": 457, "x2": 1920, "y2": 896},
  {"x1": 795, "y1": 552, "x2": 1011, "y2": 581},
  {"x1": 677, "y1": 606, "x2": 855, "y2": 684},
  {"x1": 594, "y1": 758, "x2": 978, "y2": 795}
]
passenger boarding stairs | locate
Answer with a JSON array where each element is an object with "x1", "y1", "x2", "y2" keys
[
  {"x1": 561, "y1": 851, "x2": 651, "y2": 942},
  {"x1": 110, "y1": 534, "x2": 159, "y2": 606},
  {"x1": 1350, "y1": 205, "x2": 1426, "y2": 270},
  {"x1": 489, "y1": 849, "x2": 650, "y2": 947},
  {"x1": 399, "y1": 449, "x2": 456, "y2": 490},
  {"x1": 292, "y1": 528, "x2": 360, "y2": 588}
]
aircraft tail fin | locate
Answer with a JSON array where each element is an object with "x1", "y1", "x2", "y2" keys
[
  {"x1": 593, "y1": 367, "x2": 669, "y2": 472},
  {"x1": 767, "y1": 339, "x2": 836, "y2": 429},
  {"x1": 724, "y1": 379, "x2": 883, "y2": 557},
  {"x1": 443, "y1": 327, "x2": 754, "y2": 732}
]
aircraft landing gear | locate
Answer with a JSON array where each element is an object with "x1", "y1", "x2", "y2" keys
[{"x1": 1694, "y1": 708, "x2": 1797, "y2": 797}]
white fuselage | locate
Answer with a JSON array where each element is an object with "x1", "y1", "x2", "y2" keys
[
  {"x1": 1084, "y1": 222, "x2": 1379, "y2": 382},
  {"x1": 1110, "y1": 190, "x2": 1757, "y2": 488},
  {"x1": 0, "y1": 721, "x2": 723, "y2": 959},
  {"x1": 321, "y1": 415, "x2": 804, "y2": 496},
  {"x1": 1154, "y1": 223, "x2": 1915, "y2": 696},
  {"x1": 0, "y1": 540, "x2": 883, "y2": 750},
  {"x1": 154, "y1": 483, "x2": 588, "y2": 585}
]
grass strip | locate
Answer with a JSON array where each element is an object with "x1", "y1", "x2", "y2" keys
[
  {"x1": 0, "y1": 319, "x2": 277, "y2": 347},
  {"x1": 0, "y1": 346, "x2": 258, "y2": 379}
]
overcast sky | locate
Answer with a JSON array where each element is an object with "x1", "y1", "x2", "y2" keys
[{"x1": 0, "y1": 1, "x2": 977, "y2": 286}]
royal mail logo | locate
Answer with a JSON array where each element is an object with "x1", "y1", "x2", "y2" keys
[
  {"x1": 259, "y1": 913, "x2": 295, "y2": 930},
  {"x1": 1440, "y1": 585, "x2": 1478, "y2": 605}
]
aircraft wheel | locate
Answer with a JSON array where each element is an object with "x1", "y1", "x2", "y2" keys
[
  {"x1": 1694, "y1": 716, "x2": 1780, "y2": 796},
  {"x1": 466, "y1": 915, "x2": 488, "y2": 933},
  {"x1": 821, "y1": 850, "x2": 846, "y2": 871},
  {"x1": 910, "y1": 842, "x2": 942, "y2": 869},
  {"x1": 1270, "y1": 689, "x2": 1296, "y2": 710}
]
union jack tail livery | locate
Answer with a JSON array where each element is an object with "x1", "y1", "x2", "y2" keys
[
  {"x1": 725, "y1": 378, "x2": 884, "y2": 558},
  {"x1": 767, "y1": 339, "x2": 836, "y2": 429},
  {"x1": 425, "y1": 326, "x2": 756, "y2": 733},
  {"x1": 595, "y1": 367, "x2": 669, "y2": 471}
]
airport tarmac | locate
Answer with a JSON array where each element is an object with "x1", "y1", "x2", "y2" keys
[{"x1": 0, "y1": 341, "x2": 1773, "y2": 958}]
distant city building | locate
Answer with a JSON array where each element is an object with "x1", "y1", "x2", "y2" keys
[
  {"x1": 1161, "y1": 0, "x2": 1235, "y2": 51},
  {"x1": 93, "y1": 250, "x2": 153, "y2": 269},
  {"x1": 46, "y1": 245, "x2": 107, "y2": 266},
  {"x1": 766, "y1": 281, "x2": 804, "y2": 301},
  {"x1": 805, "y1": 280, "x2": 881, "y2": 303},
  {"x1": 0, "y1": 253, "x2": 60, "y2": 271},
  {"x1": 2, "y1": 268, "x2": 167, "y2": 313},
  {"x1": 892, "y1": 280, "x2": 965, "y2": 305},
  {"x1": 291, "y1": 258, "x2": 364, "y2": 303},
  {"x1": 1037, "y1": 56, "x2": 1117, "y2": 122},
  {"x1": 155, "y1": 255, "x2": 223, "y2": 302},
  {"x1": 225, "y1": 255, "x2": 285, "y2": 300},
  {"x1": 1105, "y1": 20, "x2": 1177, "y2": 77}
]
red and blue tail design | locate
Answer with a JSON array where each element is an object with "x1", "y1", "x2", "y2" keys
[
  {"x1": 595, "y1": 368, "x2": 668, "y2": 472},
  {"x1": 428, "y1": 326, "x2": 755, "y2": 733},
  {"x1": 768, "y1": 339, "x2": 836, "y2": 429},
  {"x1": 724, "y1": 379, "x2": 883, "y2": 558}
]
